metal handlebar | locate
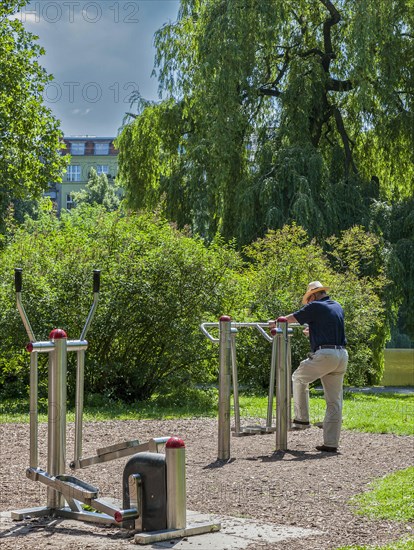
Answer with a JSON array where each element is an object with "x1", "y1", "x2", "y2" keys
[
  {"x1": 200, "y1": 320, "x2": 302, "y2": 345},
  {"x1": 15, "y1": 268, "x2": 36, "y2": 342},
  {"x1": 15, "y1": 268, "x2": 23, "y2": 292},
  {"x1": 200, "y1": 322, "x2": 220, "y2": 343},
  {"x1": 201, "y1": 321, "x2": 280, "y2": 343},
  {"x1": 80, "y1": 270, "x2": 101, "y2": 340},
  {"x1": 93, "y1": 270, "x2": 101, "y2": 293}
]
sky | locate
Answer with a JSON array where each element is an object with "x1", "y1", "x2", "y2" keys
[{"x1": 17, "y1": 0, "x2": 180, "y2": 137}]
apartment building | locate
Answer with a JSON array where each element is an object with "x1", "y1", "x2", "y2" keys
[{"x1": 47, "y1": 136, "x2": 119, "y2": 214}]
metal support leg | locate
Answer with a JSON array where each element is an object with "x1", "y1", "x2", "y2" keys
[
  {"x1": 47, "y1": 333, "x2": 67, "y2": 509},
  {"x1": 218, "y1": 316, "x2": 232, "y2": 460},
  {"x1": 30, "y1": 351, "x2": 38, "y2": 468},
  {"x1": 166, "y1": 438, "x2": 186, "y2": 530},
  {"x1": 287, "y1": 331, "x2": 293, "y2": 428},
  {"x1": 74, "y1": 349, "x2": 85, "y2": 463},
  {"x1": 276, "y1": 319, "x2": 288, "y2": 451},
  {"x1": 267, "y1": 330, "x2": 278, "y2": 429},
  {"x1": 230, "y1": 328, "x2": 240, "y2": 435}
]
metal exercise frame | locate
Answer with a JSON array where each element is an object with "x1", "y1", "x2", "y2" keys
[
  {"x1": 11, "y1": 268, "x2": 220, "y2": 543},
  {"x1": 12, "y1": 268, "x2": 160, "y2": 523},
  {"x1": 200, "y1": 316, "x2": 297, "y2": 460}
]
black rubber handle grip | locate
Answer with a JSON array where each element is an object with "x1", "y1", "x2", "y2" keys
[
  {"x1": 93, "y1": 270, "x2": 101, "y2": 293},
  {"x1": 15, "y1": 268, "x2": 23, "y2": 292}
]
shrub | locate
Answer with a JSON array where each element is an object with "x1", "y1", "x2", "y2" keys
[
  {"x1": 0, "y1": 205, "x2": 245, "y2": 402},
  {"x1": 238, "y1": 224, "x2": 389, "y2": 387},
  {"x1": 0, "y1": 212, "x2": 389, "y2": 402}
]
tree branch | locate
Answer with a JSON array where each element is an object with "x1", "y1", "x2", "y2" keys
[
  {"x1": 327, "y1": 78, "x2": 353, "y2": 92},
  {"x1": 258, "y1": 53, "x2": 290, "y2": 98},
  {"x1": 332, "y1": 106, "x2": 358, "y2": 177},
  {"x1": 319, "y1": 0, "x2": 341, "y2": 72},
  {"x1": 298, "y1": 48, "x2": 325, "y2": 58},
  {"x1": 258, "y1": 87, "x2": 282, "y2": 97},
  {"x1": 324, "y1": 122, "x2": 335, "y2": 147}
]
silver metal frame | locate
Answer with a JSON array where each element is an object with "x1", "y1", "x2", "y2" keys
[
  {"x1": 166, "y1": 442, "x2": 186, "y2": 530},
  {"x1": 275, "y1": 319, "x2": 288, "y2": 451},
  {"x1": 218, "y1": 316, "x2": 232, "y2": 460},
  {"x1": 230, "y1": 328, "x2": 241, "y2": 434},
  {"x1": 47, "y1": 333, "x2": 67, "y2": 509},
  {"x1": 10, "y1": 268, "x2": 220, "y2": 543},
  {"x1": 10, "y1": 269, "x2": 144, "y2": 524},
  {"x1": 200, "y1": 318, "x2": 298, "y2": 459}
]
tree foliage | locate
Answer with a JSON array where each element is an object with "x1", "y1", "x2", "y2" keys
[
  {"x1": 0, "y1": 205, "x2": 245, "y2": 401},
  {"x1": 0, "y1": 1, "x2": 67, "y2": 230},
  {"x1": 239, "y1": 224, "x2": 389, "y2": 387},
  {"x1": 369, "y1": 196, "x2": 414, "y2": 340},
  {"x1": 72, "y1": 168, "x2": 121, "y2": 211},
  {"x1": 0, "y1": 210, "x2": 389, "y2": 401},
  {"x1": 117, "y1": 0, "x2": 413, "y2": 243}
]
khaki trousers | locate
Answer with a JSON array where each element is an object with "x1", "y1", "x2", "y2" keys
[{"x1": 292, "y1": 348, "x2": 348, "y2": 447}]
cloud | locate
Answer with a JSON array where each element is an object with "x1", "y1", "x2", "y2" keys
[{"x1": 20, "y1": 0, "x2": 180, "y2": 135}]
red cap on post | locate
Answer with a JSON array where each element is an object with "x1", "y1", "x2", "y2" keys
[
  {"x1": 49, "y1": 328, "x2": 67, "y2": 339},
  {"x1": 219, "y1": 315, "x2": 231, "y2": 322},
  {"x1": 277, "y1": 317, "x2": 288, "y2": 323},
  {"x1": 26, "y1": 342, "x2": 34, "y2": 353},
  {"x1": 166, "y1": 437, "x2": 185, "y2": 449},
  {"x1": 270, "y1": 328, "x2": 277, "y2": 336}
]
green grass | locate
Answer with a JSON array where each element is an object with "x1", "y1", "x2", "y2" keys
[
  {"x1": 336, "y1": 468, "x2": 414, "y2": 550},
  {"x1": 0, "y1": 386, "x2": 221, "y2": 423},
  {"x1": 237, "y1": 391, "x2": 414, "y2": 436},
  {"x1": 0, "y1": 395, "x2": 218, "y2": 423},
  {"x1": 350, "y1": 467, "x2": 414, "y2": 522},
  {"x1": 340, "y1": 392, "x2": 414, "y2": 436},
  {"x1": 0, "y1": 390, "x2": 413, "y2": 436},
  {"x1": 337, "y1": 537, "x2": 414, "y2": 550}
]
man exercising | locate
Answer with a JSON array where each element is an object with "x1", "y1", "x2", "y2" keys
[{"x1": 273, "y1": 281, "x2": 348, "y2": 453}]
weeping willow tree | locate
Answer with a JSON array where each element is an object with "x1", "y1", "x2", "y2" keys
[{"x1": 117, "y1": 0, "x2": 413, "y2": 245}]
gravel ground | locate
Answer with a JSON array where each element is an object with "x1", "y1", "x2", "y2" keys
[{"x1": 0, "y1": 418, "x2": 413, "y2": 549}]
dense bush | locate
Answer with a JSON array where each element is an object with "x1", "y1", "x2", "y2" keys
[
  {"x1": 0, "y1": 206, "x2": 389, "y2": 402},
  {"x1": 234, "y1": 224, "x2": 389, "y2": 388},
  {"x1": 0, "y1": 204, "x2": 245, "y2": 402}
]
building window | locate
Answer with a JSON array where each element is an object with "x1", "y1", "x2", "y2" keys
[
  {"x1": 96, "y1": 165, "x2": 109, "y2": 175},
  {"x1": 70, "y1": 142, "x2": 85, "y2": 155},
  {"x1": 66, "y1": 165, "x2": 81, "y2": 182},
  {"x1": 94, "y1": 142, "x2": 109, "y2": 155},
  {"x1": 66, "y1": 193, "x2": 75, "y2": 210}
]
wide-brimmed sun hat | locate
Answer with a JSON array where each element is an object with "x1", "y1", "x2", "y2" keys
[{"x1": 302, "y1": 281, "x2": 330, "y2": 304}]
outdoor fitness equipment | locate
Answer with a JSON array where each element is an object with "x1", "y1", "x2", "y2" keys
[
  {"x1": 10, "y1": 268, "x2": 220, "y2": 544},
  {"x1": 200, "y1": 316, "x2": 295, "y2": 460}
]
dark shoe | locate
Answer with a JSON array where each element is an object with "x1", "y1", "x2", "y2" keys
[
  {"x1": 316, "y1": 445, "x2": 337, "y2": 453},
  {"x1": 314, "y1": 422, "x2": 324, "y2": 429},
  {"x1": 291, "y1": 419, "x2": 311, "y2": 430}
]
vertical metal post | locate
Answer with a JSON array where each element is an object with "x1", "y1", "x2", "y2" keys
[
  {"x1": 218, "y1": 315, "x2": 232, "y2": 460},
  {"x1": 14, "y1": 268, "x2": 36, "y2": 343},
  {"x1": 74, "y1": 350, "x2": 85, "y2": 463},
  {"x1": 14, "y1": 269, "x2": 39, "y2": 469},
  {"x1": 29, "y1": 351, "x2": 38, "y2": 468},
  {"x1": 166, "y1": 437, "x2": 186, "y2": 530},
  {"x1": 287, "y1": 329, "x2": 293, "y2": 429},
  {"x1": 80, "y1": 270, "x2": 100, "y2": 341},
  {"x1": 276, "y1": 318, "x2": 288, "y2": 451},
  {"x1": 47, "y1": 329, "x2": 67, "y2": 509},
  {"x1": 267, "y1": 328, "x2": 278, "y2": 429},
  {"x1": 75, "y1": 270, "x2": 100, "y2": 463},
  {"x1": 230, "y1": 328, "x2": 240, "y2": 435}
]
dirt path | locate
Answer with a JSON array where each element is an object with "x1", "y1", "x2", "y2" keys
[{"x1": 1, "y1": 419, "x2": 413, "y2": 549}]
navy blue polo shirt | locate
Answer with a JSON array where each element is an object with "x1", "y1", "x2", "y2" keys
[{"x1": 293, "y1": 296, "x2": 347, "y2": 353}]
